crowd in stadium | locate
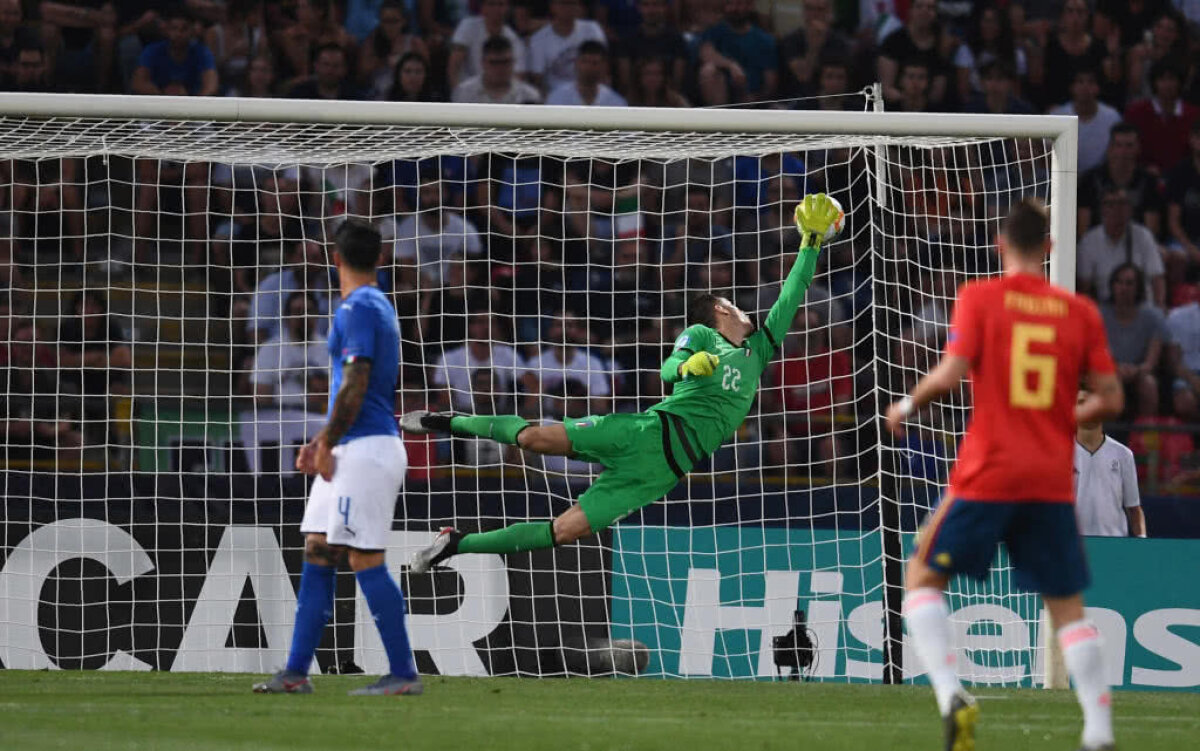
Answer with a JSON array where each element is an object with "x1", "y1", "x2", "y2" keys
[{"x1": 2, "y1": 0, "x2": 1200, "y2": 491}]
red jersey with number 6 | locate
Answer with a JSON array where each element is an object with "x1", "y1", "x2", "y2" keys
[{"x1": 945, "y1": 273, "x2": 1115, "y2": 502}]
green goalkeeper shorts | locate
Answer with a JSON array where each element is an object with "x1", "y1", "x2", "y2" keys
[{"x1": 562, "y1": 411, "x2": 693, "y2": 531}]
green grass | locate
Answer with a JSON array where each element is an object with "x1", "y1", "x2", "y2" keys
[{"x1": 0, "y1": 672, "x2": 1197, "y2": 750}]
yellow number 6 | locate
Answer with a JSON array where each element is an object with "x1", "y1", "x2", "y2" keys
[{"x1": 1010, "y1": 323, "x2": 1057, "y2": 409}]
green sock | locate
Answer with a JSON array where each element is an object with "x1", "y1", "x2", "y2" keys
[
  {"x1": 457, "y1": 522, "x2": 555, "y2": 555},
  {"x1": 450, "y1": 414, "x2": 530, "y2": 445}
]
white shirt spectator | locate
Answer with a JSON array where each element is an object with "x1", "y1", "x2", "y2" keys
[
  {"x1": 1168, "y1": 302, "x2": 1200, "y2": 372},
  {"x1": 525, "y1": 347, "x2": 611, "y2": 397},
  {"x1": 433, "y1": 343, "x2": 525, "y2": 411},
  {"x1": 250, "y1": 269, "x2": 335, "y2": 340},
  {"x1": 1050, "y1": 100, "x2": 1123, "y2": 173},
  {"x1": 251, "y1": 331, "x2": 330, "y2": 409},
  {"x1": 527, "y1": 19, "x2": 605, "y2": 92},
  {"x1": 392, "y1": 211, "x2": 483, "y2": 284},
  {"x1": 545, "y1": 81, "x2": 627, "y2": 107},
  {"x1": 1077, "y1": 222, "x2": 1164, "y2": 303},
  {"x1": 450, "y1": 17, "x2": 527, "y2": 82},
  {"x1": 452, "y1": 75, "x2": 543, "y2": 104},
  {"x1": 1073, "y1": 436, "x2": 1140, "y2": 536}
]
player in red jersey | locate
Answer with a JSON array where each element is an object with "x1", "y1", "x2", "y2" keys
[{"x1": 885, "y1": 199, "x2": 1124, "y2": 751}]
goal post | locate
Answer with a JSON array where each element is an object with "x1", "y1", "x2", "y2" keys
[{"x1": 0, "y1": 93, "x2": 1076, "y2": 684}]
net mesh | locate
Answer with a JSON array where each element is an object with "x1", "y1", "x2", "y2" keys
[{"x1": 0, "y1": 108, "x2": 1059, "y2": 684}]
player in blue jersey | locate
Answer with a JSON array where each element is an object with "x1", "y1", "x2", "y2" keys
[{"x1": 253, "y1": 218, "x2": 420, "y2": 696}]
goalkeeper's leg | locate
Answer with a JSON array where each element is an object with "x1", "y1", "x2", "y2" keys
[
  {"x1": 408, "y1": 504, "x2": 592, "y2": 574},
  {"x1": 410, "y1": 439, "x2": 679, "y2": 573},
  {"x1": 400, "y1": 410, "x2": 573, "y2": 456}
]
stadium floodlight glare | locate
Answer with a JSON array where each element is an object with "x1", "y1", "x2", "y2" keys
[{"x1": 0, "y1": 93, "x2": 1074, "y2": 687}]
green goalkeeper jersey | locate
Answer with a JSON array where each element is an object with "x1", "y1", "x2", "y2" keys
[{"x1": 650, "y1": 245, "x2": 820, "y2": 456}]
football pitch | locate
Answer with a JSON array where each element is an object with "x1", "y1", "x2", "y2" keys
[{"x1": 1, "y1": 672, "x2": 1197, "y2": 750}]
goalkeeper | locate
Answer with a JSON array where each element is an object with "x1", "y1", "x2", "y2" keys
[{"x1": 404, "y1": 194, "x2": 840, "y2": 572}]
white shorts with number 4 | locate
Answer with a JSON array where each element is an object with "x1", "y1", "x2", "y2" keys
[{"x1": 300, "y1": 435, "x2": 407, "y2": 550}]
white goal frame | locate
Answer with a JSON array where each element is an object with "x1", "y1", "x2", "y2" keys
[{"x1": 0, "y1": 93, "x2": 1079, "y2": 686}]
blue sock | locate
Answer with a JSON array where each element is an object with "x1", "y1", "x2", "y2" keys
[
  {"x1": 284, "y1": 561, "x2": 336, "y2": 675},
  {"x1": 356, "y1": 564, "x2": 417, "y2": 680}
]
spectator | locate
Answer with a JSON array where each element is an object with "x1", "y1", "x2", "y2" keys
[
  {"x1": 38, "y1": 0, "x2": 116, "y2": 93},
  {"x1": 250, "y1": 239, "x2": 336, "y2": 343},
  {"x1": 447, "y1": 0, "x2": 524, "y2": 90},
  {"x1": 796, "y1": 56, "x2": 855, "y2": 111},
  {"x1": 251, "y1": 291, "x2": 330, "y2": 410},
  {"x1": 546, "y1": 40, "x2": 626, "y2": 106},
  {"x1": 1096, "y1": 0, "x2": 1170, "y2": 49},
  {"x1": 452, "y1": 35, "x2": 541, "y2": 104},
  {"x1": 524, "y1": 309, "x2": 611, "y2": 416},
  {"x1": 288, "y1": 43, "x2": 360, "y2": 99},
  {"x1": 1074, "y1": 388, "x2": 1146, "y2": 537},
  {"x1": 0, "y1": 0, "x2": 36, "y2": 84},
  {"x1": 7, "y1": 42, "x2": 53, "y2": 92},
  {"x1": 962, "y1": 60, "x2": 1034, "y2": 115},
  {"x1": 893, "y1": 60, "x2": 933, "y2": 113},
  {"x1": 130, "y1": 6, "x2": 217, "y2": 96},
  {"x1": 594, "y1": 0, "x2": 642, "y2": 39},
  {"x1": 393, "y1": 176, "x2": 484, "y2": 286},
  {"x1": 1124, "y1": 7, "x2": 1189, "y2": 101},
  {"x1": 625, "y1": 56, "x2": 688, "y2": 108},
  {"x1": 777, "y1": 0, "x2": 851, "y2": 99},
  {"x1": 697, "y1": 0, "x2": 777, "y2": 106},
  {"x1": 877, "y1": 0, "x2": 949, "y2": 108},
  {"x1": 1124, "y1": 60, "x2": 1200, "y2": 174},
  {"x1": 224, "y1": 54, "x2": 275, "y2": 98},
  {"x1": 112, "y1": 4, "x2": 162, "y2": 91},
  {"x1": 432, "y1": 313, "x2": 526, "y2": 412},
  {"x1": 1077, "y1": 187, "x2": 1166, "y2": 308},
  {"x1": 272, "y1": 0, "x2": 355, "y2": 90},
  {"x1": 418, "y1": 255, "x2": 488, "y2": 353},
  {"x1": 613, "y1": 0, "x2": 687, "y2": 97},
  {"x1": 1100, "y1": 263, "x2": 1169, "y2": 415},
  {"x1": 11, "y1": 157, "x2": 84, "y2": 261},
  {"x1": 1078, "y1": 123, "x2": 1165, "y2": 236},
  {"x1": 226, "y1": 169, "x2": 306, "y2": 292},
  {"x1": 669, "y1": 186, "x2": 733, "y2": 265},
  {"x1": 953, "y1": 4, "x2": 1026, "y2": 104},
  {"x1": 1166, "y1": 120, "x2": 1200, "y2": 263},
  {"x1": 344, "y1": 0, "x2": 389, "y2": 42},
  {"x1": 358, "y1": 1, "x2": 427, "y2": 100},
  {"x1": 1028, "y1": 0, "x2": 1118, "y2": 111},
  {"x1": 767, "y1": 310, "x2": 853, "y2": 432},
  {"x1": 56, "y1": 290, "x2": 132, "y2": 424},
  {"x1": 732, "y1": 151, "x2": 803, "y2": 212},
  {"x1": 1128, "y1": 385, "x2": 1197, "y2": 487},
  {"x1": 527, "y1": 0, "x2": 606, "y2": 94},
  {"x1": 1167, "y1": 293, "x2": 1200, "y2": 406},
  {"x1": 204, "y1": 0, "x2": 267, "y2": 93},
  {"x1": 587, "y1": 237, "x2": 664, "y2": 347},
  {"x1": 1, "y1": 315, "x2": 82, "y2": 465},
  {"x1": 390, "y1": 51, "x2": 439, "y2": 102},
  {"x1": 1051, "y1": 67, "x2": 1123, "y2": 174}
]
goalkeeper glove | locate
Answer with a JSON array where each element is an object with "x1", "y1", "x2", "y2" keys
[
  {"x1": 679, "y1": 351, "x2": 720, "y2": 379},
  {"x1": 793, "y1": 193, "x2": 841, "y2": 248}
]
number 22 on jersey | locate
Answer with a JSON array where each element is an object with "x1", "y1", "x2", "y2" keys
[
  {"x1": 1009, "y1": 322, "x2": 1057, "y2": 409},
  {"x1": 721, "y1": 364, "x2": 742, "y2": 392}
]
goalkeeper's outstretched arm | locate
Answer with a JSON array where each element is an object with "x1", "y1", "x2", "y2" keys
[{"x1": 759, "y1": 194, "x2": 840, "y2": 347}]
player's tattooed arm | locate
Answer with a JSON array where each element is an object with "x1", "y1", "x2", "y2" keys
[{"x1": 321, "y1": 359, "x2": 372, "y2": 446}]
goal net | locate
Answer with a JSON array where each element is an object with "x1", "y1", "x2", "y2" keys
[{"x1": 0, "y1": 95, "x2": 1076, "y2": 684}]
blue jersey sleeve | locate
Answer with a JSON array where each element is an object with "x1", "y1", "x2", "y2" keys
[{"x1": 336, "y1": 303, "x2": 379, "y2": 364}]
